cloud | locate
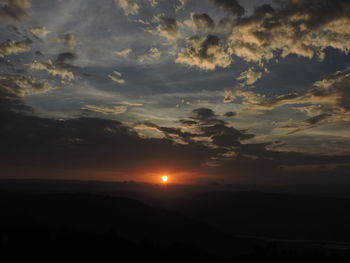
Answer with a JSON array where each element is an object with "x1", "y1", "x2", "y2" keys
[
  {"x1": 122, "y1": 101, "x2": 143, "y2": 107},
  {"x1": 1, "y1": 103, "x2": 349, "y2": 183},
  {"x1": 192, "y1": 107, "x2": 216, "y2": 119},
  {"x1": 178, "y1": 107, "x2": 255, "y2": 147},
  {"x1": 155, "y1": 16, "x2": 180, "y2": 41},
  {"x1": 0, "y1": 0, "x2": 349, "y2": 184},
  {"x1": 115, "y1": 48, "x2": 132, "y2": 58},
  {"x1": 115, "y1": 0, "x2": 140, "y2": 16},
  {"x1": 223, "y1": 89, "x2": 235, "y2": 103},
  {"x1": 212, "y1": 0, "x2": 245, "y2": 17},
  {"x1": 176, "y1": 35, "x2": 232, "y2": 70},
  {"x1": 81, "y1": 105, "x2": 127, "y2": 115},
  {"x1": 281, "y1": 113, "x2": 333, "y2": 134},
  {"x1": 301, "y1": 113, "x2": 332, "y2": 126},
  {"x1": 253, "y1": 4, "x2": 275, "y2": 17},
  {"x1": 30, "y1": 26, "x2": 51, "y2": 37},
  {"x1": 138, "y1": 107, "x2": 256, "y2": 149},
  {"x1": 293, "y1": 105, "x2": 324, "y2": 117},
  {"x1": 228, "y1": 0, "x2": 350, "y2": 62},
  {"x1": 28, "y1": 60, "x2": 75, "y2": 81},
  {"x1": 0, "y1": 0, "x2": 31, "y2": 21},
  {"x1": 237, "y1": 66, "x2": 350, "y2": 113},
  {"x1": 139, "y1": 107, "x2": 350, "y2": 179},
  {"x1": 138, "y1": 47, "x2": 161, "y2": 63},
  {"x1": 175, "y1": 0, "x2": 187, "y2": 12},
  {"x1": 312, "y1": 67, "x2": 350, "y2": 114},
  {"x1": 55, "y1": 52, "x2": 78, "y2": 66},
  {"x1": 0, "y1": 73, "x2": 54, "y2": 112},
  {"x1": 0, "y1": 39, "x2": 31, "y2": 58},
  {"x1": 237, "y1": 67, "x2": 262, "y2": 86},
  {"x1": 149, "y1": 0, "x2": 158, "y2": 7},
  {"x1": 0, "y1": 74, "x2": 54, "y2": 98},
  {"x1": 224, "y1": 111, "x2": 236, "y2": 117},
  {"x1": 57, "y1": 34, "x2": 77, "y2": 50},
  {"x1": 108, "y1": 71, "x2": 125, "y2": 84},
  {"x1": 138, "y1": 121, "x2": 196, "y2": 144},
  {"x1": 234, "y1": 90, "x2": 304, "y2": 110},
  {"x1": 0, "y1": 111, "x2": 218, "y2": 181},
  {"x1": 138, "y1": 107, "x2": 258, "y2": 152},
  {"x1": 234, "y1": 66, "x2": 350, "y2": 133},
  {"x1": 185, "y1": 13, "x2": 215, "y2": 32}
]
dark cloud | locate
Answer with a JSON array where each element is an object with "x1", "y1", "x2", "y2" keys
[
  {"x1": 236, "y1": 66, "x2": 350, "y2": 133},
  {"x1": 180, "y1": 108, "x2": 256, "y2": 148},
  {"x1": 228, "y1": 0, "x2": 350, "y2": 62},
  {"x1": 0, "y1": 111, "x2": 216, "y2": 180},
  {"x1": 192, "y1": 108, "x2": 216, "y2": 120},
  {"x1": 282, "y1": 113, "x2": 333, "y2": 134},
  {"x1": 156, "y1": 17, "x2": 179, "y2": 41},
  {"x1": 253, "y1": 4, "x2": 275, "y2": 16},
  {"x1": 0, "y1": 103, "x2": 350, "y2": 183},
  {"x1": 212, "y1": 0, "x2": 245, "y2": 17},
  {"x1": 137, "y1": 108, "x2": 350, "y2": 183},
  {"x1": 139, "y1": 121, "x2": 197, "y2": 144},
  {"x1": 57, "y1": 33, "x2": 77, "y2": 50},
  {"x1": 304, "y1": 113, "x2": 332, "y2": 126},
  {"x1": 176, "y1": 35, "x2": 232, "y2": 70},
  {"x1": 55, "y1": 52, "x2": 78, "y2": 66},
  {"x1": 216, "y1": 17, "x2": 234, "y2": 32},
  {"x1": 191, "y1": 13, "x2": 215, "y2": 31},
  {"x1": 0, "y1": 0, "x2": 31, "y2": 21},
  {"x1": 314, "y1": 67, "x2": 350, "y2": 113},
  {"x1": 102, "y1": 108, "x2": 261, "y2": 159},
  {"x1": 35, "y1": 51, "x2": 44, "y2": 57},
  {"x1": 224, "y1": 111, "x2": 236, "y2": 117},
  {"x1": 206, "y1": 124, "x2": 255, "y2": 146},
  {"x1": 238, "y1": 66, "x2": 350, "y2": 112}
]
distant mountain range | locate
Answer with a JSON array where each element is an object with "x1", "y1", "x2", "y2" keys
[{"x1": 1, "y1": 180, "x2": 350, "y2": 262}]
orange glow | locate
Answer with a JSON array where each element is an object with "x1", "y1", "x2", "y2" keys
[
  {"x1": 131, "y1": 164, "x2": 213, "y2": 184},
  {"x1": 162, "y1": 175, "x2": 169, "y2": 183}
]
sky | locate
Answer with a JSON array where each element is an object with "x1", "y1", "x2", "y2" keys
[{"x1": 1, "y1": 0, "x2": 350, "y2": 184}]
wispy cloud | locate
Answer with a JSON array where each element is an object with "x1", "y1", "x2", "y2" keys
[
  {"x1": 108, "y1": 71, "x2": 125, "y2": 84},
  {"x1": 28, "y1": 60, "x2": 74, "y2": 81},
  {"x1": 81, "y1": 104, "x2": 127, "y2": 115}
]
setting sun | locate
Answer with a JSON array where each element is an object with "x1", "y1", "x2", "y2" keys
[{"x1": 162, "y1": 176, "x2": 169, "y2": 183}]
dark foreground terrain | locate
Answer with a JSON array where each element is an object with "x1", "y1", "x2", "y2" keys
[{"x1": 1, "y1": 180, "x2": 350, "y2": 262}]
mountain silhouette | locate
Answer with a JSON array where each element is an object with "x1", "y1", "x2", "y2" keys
[{"x1": 1, "y1": 183, "x2": 350, "y2": 262}]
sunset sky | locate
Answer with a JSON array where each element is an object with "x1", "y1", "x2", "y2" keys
[{"x1": 1, "y1": 0, "x2": 350, "y2": 184}]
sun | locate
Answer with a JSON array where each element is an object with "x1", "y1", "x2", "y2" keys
[{"x1": 161, "y1": 175, "x2": 169, "y2": 183}]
